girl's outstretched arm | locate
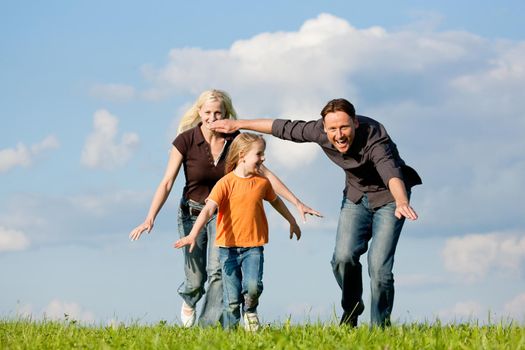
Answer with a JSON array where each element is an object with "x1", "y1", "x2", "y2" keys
[
  {"x1": 269, "y1": 196, "x2": 301, "y2": 241},
  {"x1": 129, "y1": 146, "x2": 183, "y2": 241},
  {"x1": 260, "y1": 165, "x2": 322, "y2": 223},
  {"x1": 173, "y1": 200, "x2": 218, "y2": 252}
]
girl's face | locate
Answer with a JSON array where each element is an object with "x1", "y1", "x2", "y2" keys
[
  {"x1": 241, "y1": 140, "x2": 266, "y2": 174},
  {"x1": 199, "y1": 99, "x2": 225, "y2": 130}
]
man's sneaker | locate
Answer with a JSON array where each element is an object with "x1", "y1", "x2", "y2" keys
[
  {"x1": 180, "y1": 302, "x2": 196, "y2": 328},
  {"x1": 243, "y1": 312, "x2": 260, "y2": 332},
  {"x1": 340, "y1": 300, "x2": 365, "y2": 327}
]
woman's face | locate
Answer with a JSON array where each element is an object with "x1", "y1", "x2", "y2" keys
[{"x1": 199, "y1": 99, "x2": 225, "y2": 130}]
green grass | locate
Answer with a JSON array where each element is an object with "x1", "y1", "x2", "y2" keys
[{"x1": 1, "y1": 319, "x2": 525, "y2": 349}]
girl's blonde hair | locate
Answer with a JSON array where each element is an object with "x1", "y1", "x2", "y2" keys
[
  {"x1": 177, "y1": 89, "x2": 238, "y2": 134},
  {"x1": 225, "y1": 133, "x2": 266, "y2": 174}
]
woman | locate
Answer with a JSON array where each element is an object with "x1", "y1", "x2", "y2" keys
[{"x1": 129, "y1": 89, "x2": 320, "y2": 327}]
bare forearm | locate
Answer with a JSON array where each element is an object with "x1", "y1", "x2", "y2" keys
[
  {"x1": 388, "y1": 177, "x2": 418, "y2": 220},
  {"x1": 214, "y1": 118, "x2": 274, "y2": 134},
  {"x1": 174, "y1": 201, "x2": 217, "y2": 251},
  {"x1": 388, "y1": 177, "x2": 409, "y2": 205},
  {"x1": 239, "y1": 119, "x2": 273, "y2": 133},
  {"x1": 188, "y1": 201, "x2": 217, "y2": 237},
  {"x1": 145, "y1": 146, "x2": 182, "y2": 222},
  {"x1": 145, "y1": 181, "x2": 172, "y2": 222},
  {"x1": 262, "y1": 166, "x2": 298, "y2": 206},
  {"x1": 270, "y1": 196, "x2": 296, "y2": 224}
]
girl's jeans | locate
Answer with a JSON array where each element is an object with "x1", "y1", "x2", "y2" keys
[
  {"x1": 331, "y1": 194, "x2": 406, "y2": 327},
  {"x1": 177, "y1": 198, "x2": 222, "y2": 327},
  {"x1": 219, "y1": 246, "x2": 264, "y2": 329}
]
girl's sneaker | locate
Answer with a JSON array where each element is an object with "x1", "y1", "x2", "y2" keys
[
  {"x1": 243, "y1": 312, "x2": 260, "y2": 332},
  {"x1": 181, "y1": 302, "x2": 196, "y2": 328}
]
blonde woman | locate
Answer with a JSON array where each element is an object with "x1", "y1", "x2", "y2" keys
[{"x1": 129, "y1": 90, "x2": 320, "y2": 327}]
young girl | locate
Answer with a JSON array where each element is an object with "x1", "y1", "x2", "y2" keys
[{"x1": 174, "y1": 133, "x2": 301, "y2": 331}]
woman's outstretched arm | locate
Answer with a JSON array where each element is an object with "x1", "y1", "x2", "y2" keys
[{"x1": 129, "y1": 146, "x2": 183, "y2": 241}]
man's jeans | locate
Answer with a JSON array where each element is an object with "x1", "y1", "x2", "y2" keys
[
  {"x1": 177, "y1": 198, "x2": 222, "y2": 327},
  {"x1": 331, "y1": 194, "x2": 406, "y2": 326},
  {"x1": 219, "y1": 246, "x2": 264, "y2": 329}
]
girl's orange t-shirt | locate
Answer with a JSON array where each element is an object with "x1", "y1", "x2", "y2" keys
[{"x1": 208, "y1": 172, "x2": 277, "y2": 247}]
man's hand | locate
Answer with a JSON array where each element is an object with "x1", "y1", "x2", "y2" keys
[
  {"x1": 394, "y1": 201, "x2": 418, "y2": 220},
  {"x1": 210, "y1": 119, "x2": 239, "y2": 133}
]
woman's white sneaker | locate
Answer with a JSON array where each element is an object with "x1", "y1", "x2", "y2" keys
[
  {"x1": 180, "y1": 302, "x2": 196, "y2": 328},
  {"x1": 243, "y1": 312, "x2": 260, "y2": 332}
]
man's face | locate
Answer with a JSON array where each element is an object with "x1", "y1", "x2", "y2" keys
[{"x1": 323, "y1": 111, "x2": 359, "y2": 154}]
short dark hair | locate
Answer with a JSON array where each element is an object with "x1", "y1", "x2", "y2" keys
[{"x1": 320, "y1": 98, "x2": 356, "y2": 119}]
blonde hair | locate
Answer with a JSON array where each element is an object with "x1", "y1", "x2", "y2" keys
[
  {"x1": 225, "y1": 133, "x2": 266, "y2": 174},
  {"x1": 177, "y1": 89, "x2": 237, "y2": 134}
]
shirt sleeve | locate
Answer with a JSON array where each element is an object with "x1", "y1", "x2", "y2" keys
[
  {"x1": 208, "y1": 177, "x2": 228, "y2": 207},
  {"x1": 367, "y1": 124, "x2": 404, "y2": 187},
  {"x1": 172, "y1": 132, "x2": 188, "y2": 157},
  {"x1": 263, "y1": 178, "x2": 278, "y2": 202},
  {"x1": 272, "y1": 118, "x2": 324, "y2": 143}
]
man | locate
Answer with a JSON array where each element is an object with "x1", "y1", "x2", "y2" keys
[{"x1": 211, "y1": 98, "x2": 422, "y2": 327}]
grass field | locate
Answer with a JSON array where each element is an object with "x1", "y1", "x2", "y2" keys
[{"x1": 1, "y1": 319, "x2": 525, "y2": 349}]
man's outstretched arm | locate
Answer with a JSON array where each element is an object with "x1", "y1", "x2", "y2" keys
[{"x1": 211, "y1": 119, "x2": 274, "y2": 134}]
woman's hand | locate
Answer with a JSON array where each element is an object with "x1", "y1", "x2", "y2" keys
[
  {"x1": 294, "y1": 200, "x2": 323, "y2": 223},
  {"x1": 129, "y1": 219, "x2": 153, "y2": 241}
]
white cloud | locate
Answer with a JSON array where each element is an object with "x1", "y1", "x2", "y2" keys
[
  {"x1": 0, "y1": 143, "x2": 31, "y2": 172},
  {"x1": 285, "y1": 302, "x2": 333, "y2": 322},
  {"x1": 15, "y1": 303, "x2": 34, "y2": 319},
  {"x1": 0, "y1": 136, "x2": 59, "y2": 173},
  {"x1": 43, "y1": 299, "x2": 96, "y2": 323},
  {"x1": 0, "y1": 226, "x2": 30, "y2": 252},
  {"x1": 95, "y1": 13, "x2": 524, "y2": 233},
  {"x1": 504, "y1": 293, "x2": 525, "y2": 321},
  {"x1": 0, "y1": 190, "x2": 154, "y2": 244},
  {"x1": 31, "y1": 135, "x2": 60, "y2": 155},
  {"x1": 442, "y1": 231, "x2": 525, "y2": 282},
  {"x1": 396, "y1": 273, "x2": 445, "y2": 288},
  {"x1": 81, "y1": 109, "x2": 139, "y2": 170},
  {"x1": 267, "y1": 138, "x2": 319, "y2": 170},
  {"x1": 90, "y1": 83, "x2": 136, "y2": 101},
  {"x1": 44, "y1": 14, "x2": 525, "y2": 243},
  {"x1": 14, "y1": 299, "x2": 96, "y2": 323},
  {"x1": 437, "y1": 301, "x2": 484, "y2": 323}
]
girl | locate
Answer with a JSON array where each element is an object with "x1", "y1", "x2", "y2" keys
[{"x1": 174, "y1": 133, "x2": 301, "y2": 331}]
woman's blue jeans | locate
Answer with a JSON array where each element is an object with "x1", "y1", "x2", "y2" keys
[
  {"x1": 219, "y1": 246, "x2": 264, "y2": 329},
  {"x1": 177, "y1": 198, "x2": 222, "y2": 327},
  {"x1": 331, "y1": 194, "x2": 406, "y2": 327}
]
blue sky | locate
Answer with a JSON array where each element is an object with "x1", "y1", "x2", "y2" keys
[{"x1": 2, "y1": 1, "x2": 525, "y2": 325}]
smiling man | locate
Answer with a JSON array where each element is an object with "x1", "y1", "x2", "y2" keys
[{"x1": 211, "y1": 98, "x2": 422, "y2": 328}]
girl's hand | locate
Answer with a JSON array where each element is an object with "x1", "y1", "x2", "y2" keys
[
  {"x1": 174, "y1": 235, "x2": 196, "y2": 253},
  {"x1": 289, "y1": 222, "x2": 301, "y2": 241}
]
